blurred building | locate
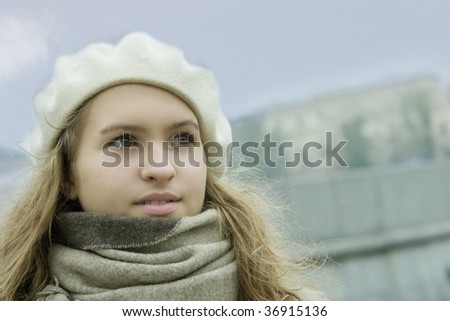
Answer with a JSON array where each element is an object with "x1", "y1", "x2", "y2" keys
[
  {"x1": 232, "y1": 76, "x2": 450, "y2": 173},
  {"x1": 231, "y1": 76, "x2": 450, "y2": 300},
  {"x1": 431, "y1": 87, "x2": 450, "y2": 158}
]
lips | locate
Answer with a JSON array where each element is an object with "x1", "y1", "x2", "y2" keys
[
  {"x1": 139, "y1": 200, "x2": 173, "y2": 205},
  {"x1": 135, "y1": 193, "x2": 179, "y2": 216}
]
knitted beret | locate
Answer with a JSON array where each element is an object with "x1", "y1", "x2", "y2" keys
[{"x1": 25, "y1": 32, "x2": 232, "y2": 173}]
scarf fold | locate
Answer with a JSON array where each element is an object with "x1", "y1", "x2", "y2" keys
[{"x1": 38, "y1": 209, "x2": 239, "y2": 301}]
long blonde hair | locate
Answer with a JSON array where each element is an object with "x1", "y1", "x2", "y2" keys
[
  {"x1": 1, "y1": 103, "x2": 317, "y2": 301},
  {"x1": 0, "y1": 105, "x2": 85, "y2": 300},
  {"x1": 205, "y1": 172, "x2": 306, "y2": 300}
]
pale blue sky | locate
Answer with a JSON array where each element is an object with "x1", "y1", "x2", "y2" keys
[{"x1": 1, "y1": 0, "x2": 449, "y2": 150}]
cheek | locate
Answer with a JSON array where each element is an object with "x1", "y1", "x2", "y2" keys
[
  {"x1": 72, "y1": 161, "x2": 98, "y2": 205},
  {"x1": 72, "y1": 153, "x2": 125, "y2": 207},
  {"x1": 183, "y1": 149, "x2": 207, "y2": 201},
  {"x1": 73, "y1": 154, "x2": 99, "y2": 188},
  {"x1": 188, "y1": 168, "x2": 207, "y2": 215}
]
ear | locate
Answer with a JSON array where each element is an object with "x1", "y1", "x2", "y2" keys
[
  {"x1": 66, "y1": 182, "x2": 78, "y2": 200},
  {"x1": 62, "y1": 179, "x2": 78, "y2": 200}
]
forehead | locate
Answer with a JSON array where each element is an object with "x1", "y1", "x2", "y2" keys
[{"x1": 81, "y1": 84, "x2": 198, "y2": 130}]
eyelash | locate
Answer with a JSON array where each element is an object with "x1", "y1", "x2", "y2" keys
[
  {"x1": 170, "y1": 132, "x2": 196, "y2": 147},
  {"x1": 108, "y1": 133, "x2": 138, "y2": 149},
  {"x1": 107, "y1": 132, "x2": 197, "y2": 149}
]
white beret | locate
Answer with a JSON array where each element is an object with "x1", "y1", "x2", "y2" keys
[{"x1": 25, "y1": 32, "x2": 232, "y2": 173}]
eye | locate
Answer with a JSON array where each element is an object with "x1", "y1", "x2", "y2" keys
[
  {"x1": 108, "y1": 133, "x2": 138, "y2": 148},
  {"x1": 171, "y1": 132, "x2": 196, "y2": 147}
]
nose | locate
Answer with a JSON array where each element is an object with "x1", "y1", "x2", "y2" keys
[{"x1": 140, "y1": 142, "x2": 175, "y2": 182}]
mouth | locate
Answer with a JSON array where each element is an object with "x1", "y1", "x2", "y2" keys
[
  {"x1": 135, "y1": 193, "x2": 180, "y2": 216},
  {"x1": 138, "y1": 200, "x2": 175, "y2": 205}
]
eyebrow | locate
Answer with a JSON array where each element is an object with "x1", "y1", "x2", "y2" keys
[
  {"x1": 167, "y1": 120, "x2": 200, "y2": 131},
  {"x1": 100, "y1": 120, "x2": 200, "y2": 135}
]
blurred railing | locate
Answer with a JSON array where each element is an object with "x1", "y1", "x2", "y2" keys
[{"x1": 284, "y1": 160, "x2": 450, "y2": 300}]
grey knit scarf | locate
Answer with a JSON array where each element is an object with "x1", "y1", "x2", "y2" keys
[{"x1": 37, "y1": 209, "x2": 239, "y2": 301}]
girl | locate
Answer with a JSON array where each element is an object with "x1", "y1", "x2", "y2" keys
[{"x1": 0, "y1": 33, "x2": 321, "y2": 300}]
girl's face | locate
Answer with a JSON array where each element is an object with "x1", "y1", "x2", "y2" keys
[{"x1": 68, "y1": 84, "x2": 207, "y2": 217}]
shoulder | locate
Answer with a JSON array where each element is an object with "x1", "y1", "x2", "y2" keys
[{"x1": 35, "y1": 283, "x2": 72, "y2": 301}]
